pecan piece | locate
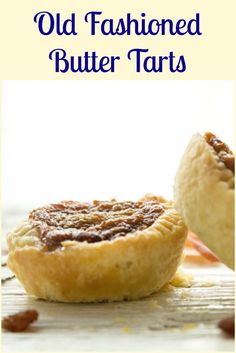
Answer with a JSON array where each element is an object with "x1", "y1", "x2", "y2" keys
[
  {"x1": 2, "y1": 310, "x2": 39, "y2": 332},
  {"x1": 218, "y1": 316, "x2": 235, "y2": 337}
]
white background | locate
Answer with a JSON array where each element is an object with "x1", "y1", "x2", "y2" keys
[{"x1": 2, "y1": 80, "x2": 234, "y2": 216}]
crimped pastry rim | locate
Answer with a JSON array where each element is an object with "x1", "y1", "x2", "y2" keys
[
  {"x1": 7, "y1": 207, "x2": 182, "y2": 252},
  {"x1": 7, "y1": 196, "x2": 177, "y2": 253}
]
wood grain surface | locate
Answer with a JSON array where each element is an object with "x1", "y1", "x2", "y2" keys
[{"x1": 1, "y1": 262, "x2": 234, "y2": 352}]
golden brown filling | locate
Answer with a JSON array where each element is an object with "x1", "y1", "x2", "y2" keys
[
  {"x1": 204, "y1": 132, "x2": 234, "y2": 173},
  {"x1": 29, "y1": 199, "x2": 165, "y2": 250}
]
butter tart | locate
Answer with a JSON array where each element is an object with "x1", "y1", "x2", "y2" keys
[
  {"x1": 7, "y1": 195, "x2": 187, "y2": 302},
  {"x1": 174, "y1": 132, "x2": 234, "y2": 269}
]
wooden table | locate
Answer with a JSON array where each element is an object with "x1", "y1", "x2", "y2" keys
[{"x1": 2, "y1": 260, "x2": 234, "y2": 352}]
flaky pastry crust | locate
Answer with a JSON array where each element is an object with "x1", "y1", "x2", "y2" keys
[
  {"x1": 174, "y1": 133, "x2": 234, "y2": 269},
  {"x1": 7, "y1": 196, "x2": 187, "y2": 302}
]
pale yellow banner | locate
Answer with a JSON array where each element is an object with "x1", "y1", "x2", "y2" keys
[{"x1": 0, "y1": 0, "x2": 236, "y2": 79}]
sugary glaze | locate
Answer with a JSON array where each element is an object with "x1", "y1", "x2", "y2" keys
[{"x1": 29, "y1": 199, "x2": 165, "y2": 250}]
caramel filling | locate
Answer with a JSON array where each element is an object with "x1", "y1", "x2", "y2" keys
[
  {"x1": 29, "y1": 199, "x2": 165, "y2": 250},
  {"x1": 204, "y1": 132, "x2": 234, "y2": 173}
]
